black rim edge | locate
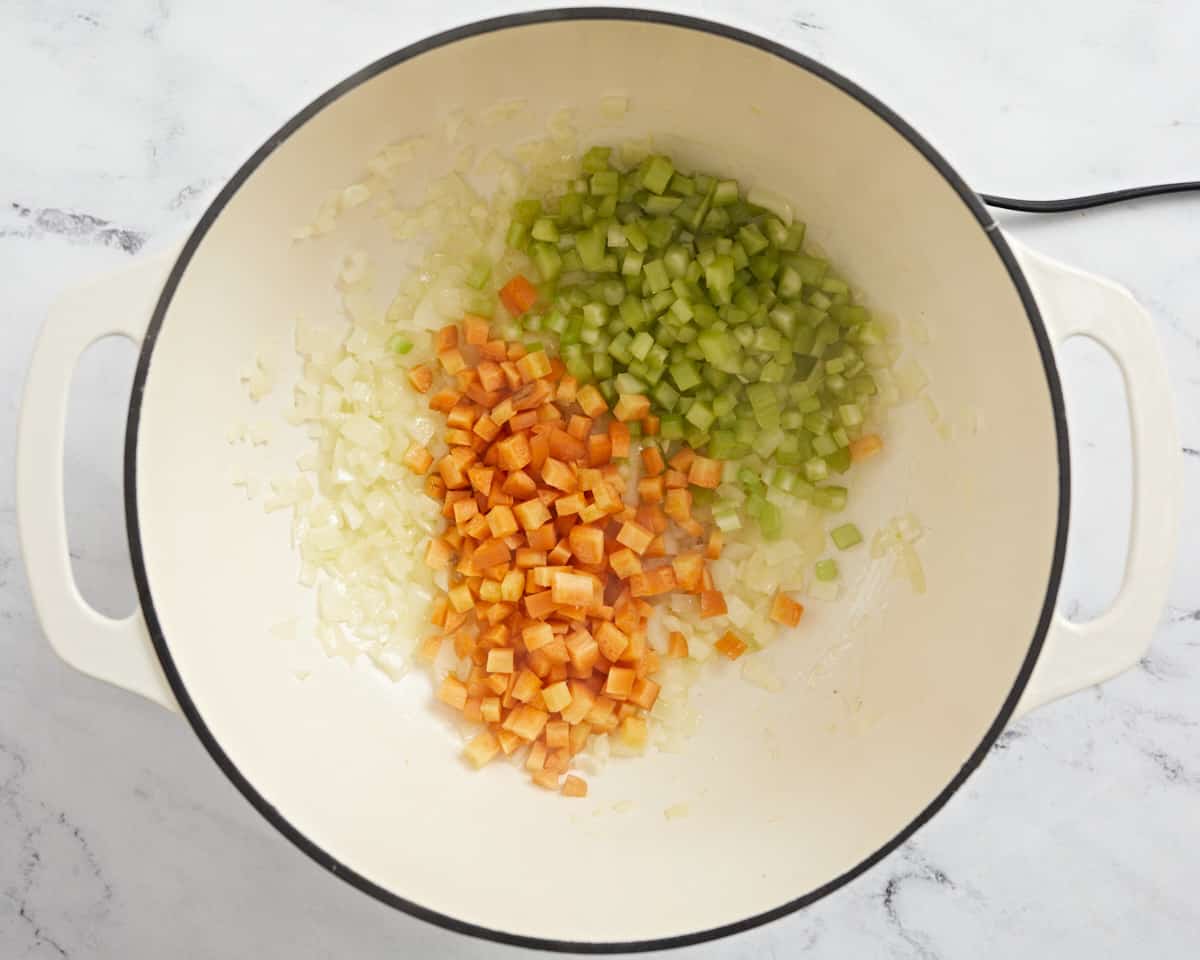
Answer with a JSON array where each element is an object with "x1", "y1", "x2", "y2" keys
[{"x1": 124, "y1": 7, "x2": 1071, "y2": 954}]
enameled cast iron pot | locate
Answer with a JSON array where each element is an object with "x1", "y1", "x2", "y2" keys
[{"x1": 17, "y1": 9, "x2": 1181, "y2": 953}]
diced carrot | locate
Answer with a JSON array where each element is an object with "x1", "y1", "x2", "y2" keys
[
  {"x1": 671, "y1": 552, "x2": 705, "y2": 593},
  {"x1": 526, "y1": 523, "x2": 557, "y2": 551},
  {"x1": 531, "y1": 769, "x2": 560, "y2": 790},
  {"x1": 637, "y1": 476, "x2": 665, "y2": 503},
  {"x1": 513, "y1": 498, "x2": 552, "y2": 531},
  {"x1": 715, "y1": 631, "x2": 748, "y2": 660},
  {"x1": 687, "y1": 455, "x2": 723, "y2": 489},
  {"x1": 587, "y1": 434, "x2": 612, "y2": 466},
  {"x1": 499, "y1": 274, "x2": 538, "y2": 316},
  {"x1": 770, "y1": 592, "x2": 805, "y2": 627},
  {"x1": 545, "y1": 719, "x2": 570, "y2": 749},
  {"x1": 705, "y1": 528, "x2": 724, "y2": 560},
  {"x1": 608, "y1": 421, "x2": 631, "y2": 459},
  {"x1": 548, "y1": 427, "x2": 587, "y2": 461},
  {"x1": 508, "y1": 704, "x2": 549, "y2": 741},
  {"x1": 643, "y1": 414, "x2": 660, "y2": 436},
  {"x1": 481, "y1": 339, "x2": 507, "y2": 361},
  {"x1": 434, "y1": 324, "x2": 459, "y2": 351},
  {"x1": 463, "y1": 731, "x2": 500, "y2": 768},
  {"x1": 605, "y1": 666, "x2": 636, "y2": 699},
  {"x1": 452, "y1": 497, "x2": 479, "y2": 526},
  {"x1": 463, "y1": 314, "x2": 489, "y2": 345},
  {"x1": 407, "y1": 364, "x2": 434, "y2": 394},
  {"x1": 561, "y1": 774, "x2": 588, "y2": 798},
  {"x1": 613, "y1": 394, "x2": 650, "y2": 422},
  {"x1": 541, "y1": 457, "x2": 576, "y2": 493},
  {"x1": 425, "y1": 537, "x2": 455, "y2": 570},
  {"x1": 551, "y1": 571, "x2": 595, "y2": 607},
  {"x1": 850, "y1": 433, "x2": 884, "y2": 462},
  {"x1": 487, "y1": 647, "x2": 515, "y2": 674},
  {"x1": 629, "y1": 566, "x2": 676, "y2": 598},
  {"x1": 403, "y1": 444, "x2": 433, "y2": 475},
  {"x1": 524, "y1": 589, "x2": 556, "y2": 620},
  {"x1": 436, "y1": 675, "x2": 468, "y2": 710},
  {"x1": 438, "y1": 347, "x2": 466, "y2": 375},
  {"x1": 668, "y1": 447, "x2": 695, "y2": 472},
  {"x1": 616, "y1": 521, "x2": 653, "y2": 555},
  {"x1": 663, "y1": 487, "x2": 692, "y2": 522},
  {"x1": 486, "y1": 505, "x2": 519, "y2": 539},
  {"x1": 667, "y1": 631, "x2": 689, "y2": 659},
  {"x1": 555, "y1": 492, "x2": 586, "y2": 517},
  {"x1": 496, "y1": 434, "x2": 532, "y2": 472},
  {"x1": 516, "y1": 350, "x2": 552, "y2": 382},
  {"x1": 522, "y1": 622, "x2": 555, "y2": 652},
  {"x1": 525, "y1": 740, "x2": 547, "y2": 772},
  {"x1": 568, "y1": 525, "x2": 605, "y2": 565},
  {"x1": 472, "y1": 414, "x2": 501, "y2": 442},
  {"x1": 664, "y1": 469, "x2": 689, "y2": 489},
  {"x1": 543, "y1": 681, "x2": 573, "y2": 714},
  {"x1": 629, "y1": 677, "x2": 660, "y2": 711},
  {"x1": 511, "y1": 669, "x2": 543, "y2": 703},
  {"x1": 577, "y1": 384, "x2": 608, "y2": 417},
  {"x1": 565, "y1": 635, "x2": 600, "y2": 677},
  {"x1": 416, "y1": 634, "x2": 442, "y2": 662},
  {"x1": 472, "y1": 538, "x2": 511, "y2": 570},
  {"x1": 609, "y1": 548, "x2": 642, "y2": 579},
  {"x1": 699, "y1": 589, "x2": 728, "y2": 619},
  {"x1": 428, "y1": 389, "x2": 463, "y2": 413},
  {"x1": 595, "y1": 622, "x2": 629, "y2": 662},
  {"x1": 640, "y1": 446, "x2": 665, "y2": 477},
  {"x1": 502, "y1": 469, "x2": 537, "y2": 499}
]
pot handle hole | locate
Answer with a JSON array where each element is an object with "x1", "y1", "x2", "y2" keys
[
  {"x1": 17, "y1": 248, "x2": 180, "y2": 712},
  {"x1": 1010, "y1": 241, "x2": 1181, "y2": 717}
]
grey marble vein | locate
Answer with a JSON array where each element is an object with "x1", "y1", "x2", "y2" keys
[{"x1": 1, "y1": 1, "x2": 1198, "y2": 958}]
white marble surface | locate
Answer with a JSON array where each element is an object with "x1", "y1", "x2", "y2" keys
[{"x1": 2, "y1": 1, "x2": 1199, "y2": 956}]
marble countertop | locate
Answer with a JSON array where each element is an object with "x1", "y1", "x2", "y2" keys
[{"x1": 2, "y1": 1, "x2": 1198, "y2": 956}]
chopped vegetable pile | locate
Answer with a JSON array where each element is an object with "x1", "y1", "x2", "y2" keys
[
  {"x1": 404, "y1": 313, "x2": 811, "y2": 796},
  {"x1": 280, "y1": 129, "x2": 915, "y2": 798},
  {"x1": 488, "y1": 145, "x2": 886, "y2": 540}
]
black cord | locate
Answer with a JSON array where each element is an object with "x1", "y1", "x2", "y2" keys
[{"x1": 980, "y1": 181, "x2": 1200, "y2": 213}]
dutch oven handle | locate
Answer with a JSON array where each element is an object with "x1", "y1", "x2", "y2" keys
[
  {"x1": 17, "y1": 248, "x2": 180, "y2": 712},
  {"x1": 1009, "y1": 240, "x2": 1181, "y2": 717}
]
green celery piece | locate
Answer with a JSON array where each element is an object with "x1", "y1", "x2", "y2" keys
[
  {"x1": 615, "y1": 371, "x2": 646, "y2": 395},
  {"x1": 659, "y1": 413, "x2": 685, "y2": 439},
  {"x1": 812, "y1": 486, "x2": 847, "y2": 511},
  {"x1": 669, "y1": 359, "x2": 702, "y2": 393},
  {"x1": 532, "y1": 243, "x2": 562, "y2": 282},
  {"x1": 644, "y1": 218, "x2": 677, "y2": 249},
  {"x1": 386, "y1": 333, "x2": 413, "y2": 354},
  {"x1": 506, "y1": 220, "x2": 529, "y2": 251},
  {"x1": 758, "y1": 501, "x2": 783, "y2": 540},
  {"x1": 642, "y1": 155, "x2": 675, "y2": 194},
  {"x1": 581, "y1": 145, "x2": 612, "y2": 173},
  {"x1": 608, "y1": 331, "x2": 634, "y2": 365},
  {"x1": 831, "y1": 523, "x2": 863, "y2": 550},
  {"x1": 624, "y1": 220, "x2": 649, "y2": 252},
  {"x1": 697, "y1": 330, "x2": 741, "y2": 373},
  {"x1": 512, "y1": 198, "x2": 542, "y2": 224},
  {"x1": 531, "y1": 218, "x2": 559, "y2": 242},
  {"x1": 815, "y1": 558, "x2": 839, "y2": 581},
  {"x1": 465, "y1": 258, "x2": 491, "y2": 290},
  {"x1": 591, "y1": 171, "x2": 620, "y2": 196},
  {"x1": 643, "y1": 258, "x2": 671, "y2": 294},
  {"x1": 712, "y1": 179, "x2": 739, "y2": 207},
  {"x1": 826, "y1": 448, "x2": 851, "y2": 474},
  {"x1": 684, "y1": 399, "x2": 715, "y2": 430},
  {"x1": 630, "y1": 330, "x2": 654, "y2": 361},
  {"x1": 670, "y1": 173, "x2": 696, "y2": 196},
  {"x1": 642, "y1": 194, "x2": 683, "y2": 216}
]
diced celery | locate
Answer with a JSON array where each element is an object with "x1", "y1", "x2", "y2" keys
[
  {"x1": 642, "y1": 155, "x2": 675, "y2": 194},
  {"x1": 387, "y1": 333, "x2": 413, "y2": 354},
  {"x1": 831, "y1": 523, "x2": 862, "y2": 550},
  {"x1": 815, "y1": 558, "x2": 839, "y2": 581}
]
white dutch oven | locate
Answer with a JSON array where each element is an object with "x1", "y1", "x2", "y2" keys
[{"x1": 17, "y1": 10, "x2": 1182, "y2": 953}]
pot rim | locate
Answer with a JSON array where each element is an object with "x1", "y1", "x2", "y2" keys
[{"x1": 123, "y1": 7, "x2": 1071, "y2": 953}]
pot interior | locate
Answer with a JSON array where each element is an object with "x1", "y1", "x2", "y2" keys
[{"x1": 131, "y1": 14, "x2": 1063, "y2": 946}]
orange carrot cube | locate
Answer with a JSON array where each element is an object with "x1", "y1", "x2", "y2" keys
[
  {"x1": 699, "y1": 589, "x2": 727, "y2": 619},
  {"x1": 616, "y1": 521, "x2": 653, "y2": 555},
  {"x1": 514, "y1": 498, "x2": 552, "y2": 531},
  {"x1": 667, "y1": 631, "x2": 689, "y2": 659},
  {"x1": 407, "y1": 364, "x2": 433, "y2": 394},
  {"x1": 463, "y1": 730, "x2": 500, "y2": 768},
  {"x1": 487, "y1": 648, "x2": 515, "y2": 674},
  {"x1": 687, "y1": 455, "x2": 723, "y2": 489},
  {"x1": 561, "y1": 774, "x2": 588, "y2": 798},
  {"x1": 613, "y1": 394, "x2": 650, "y2": 422},
  {"x1": 542, "y1": 681, "x2": 573, "y2": 714},
  {"x1": 715, "y1": 631, "x2": 748, "y2": 660}
]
